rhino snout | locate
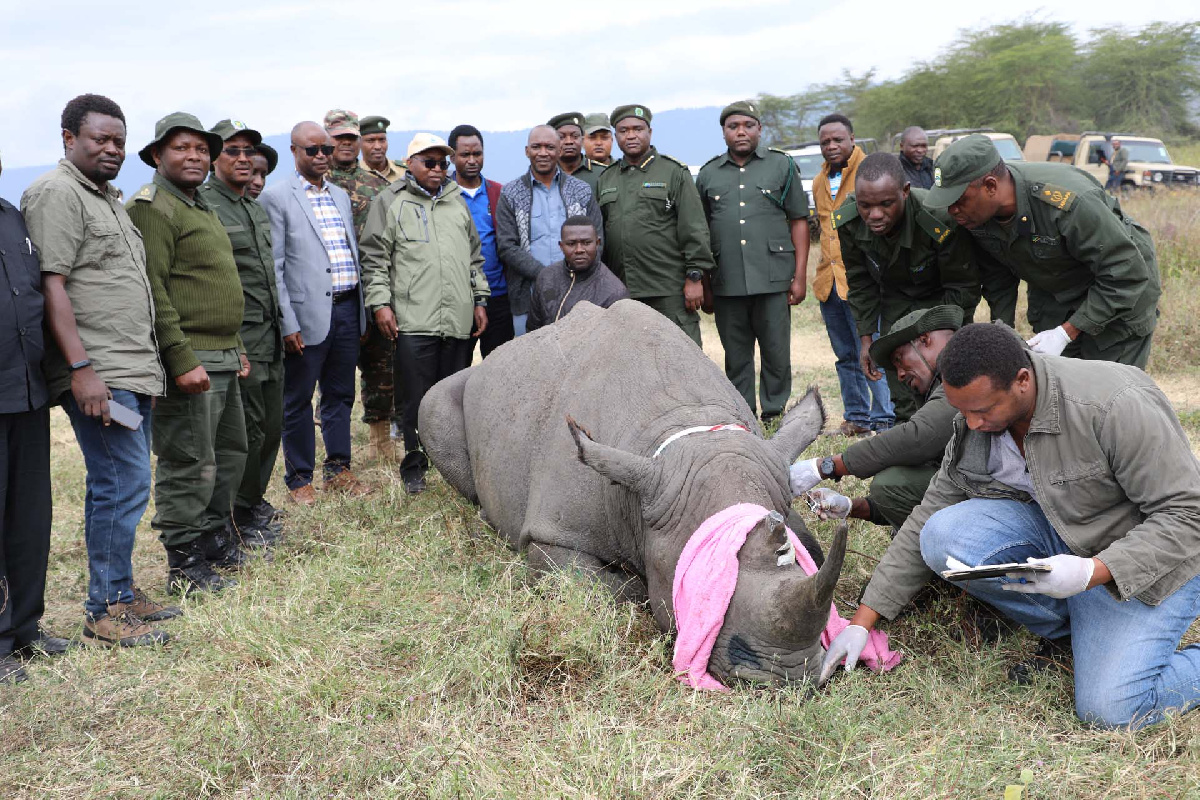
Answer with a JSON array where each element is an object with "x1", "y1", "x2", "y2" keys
[{"x1": 708, "y1": 631, "x2": 826, "y2": 686}]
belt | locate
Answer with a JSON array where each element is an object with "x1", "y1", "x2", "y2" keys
[{"x1": 332, "y1": 287, "x2": 358, "y2": 304}]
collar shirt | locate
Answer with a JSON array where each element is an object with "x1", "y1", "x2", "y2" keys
[
  {"x1": 299, "y1": 171, "x2": 357, "y2": 292},
  {"x1": 361, "y1": 157, "x2": 405, "y2": 184},
  {"x1": 529, "y1": 169, "x2": 567, "y2": 268}
]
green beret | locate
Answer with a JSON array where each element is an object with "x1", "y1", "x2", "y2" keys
[
  {"x1": 360, "y1": 115, "x2": 390, "y2": 135},
  {"x1": 926, "y1": 134, "x2": 1003, "y2": 209},
  {"x1": 869, "y1": 305, "x2": 965, "y2": 369},
  {"x1": 547, "y1": 112, "x2": 586, "y2": 131},
  {"x1": 720, "y1": 100, "x2": 761, "y2": 125},
  {"x1": 255, "y1": 143, "x2": 278, "y2": 175},
  {"x1": 610, "y1": 104, "x2": 652, "y2": 126},
  {"x1": 209, "y1": 119, "x2": 262, "y2": 146},
  {"x1": 138, "y1": 112, "x2": 224, "y2": 168}
]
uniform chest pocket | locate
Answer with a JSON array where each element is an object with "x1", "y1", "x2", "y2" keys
[
  {"x1": 1030, "y1": 236, "x2": 1067, "y2": 261},
  {"x1": 638, "y1": 185, "x2": 672, "y2": 213},
  {"x1": 908, "y1": 256, "x2": 937, "y2": 282},
  {"x1": 225, "y1": 225, "x2": 254, "y2": 254},
  {"x1": 85, "y1": 221, "x2": 127, "y2": 267}
]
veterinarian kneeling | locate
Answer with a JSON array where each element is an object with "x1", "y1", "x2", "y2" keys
[{"x1": 820, "y1": 322, "x2": 1200, "y2": 730}]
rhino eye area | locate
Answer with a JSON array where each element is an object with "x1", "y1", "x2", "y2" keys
[{"x1": 726, "y1": 634, "x2": 759, "y2": 668}]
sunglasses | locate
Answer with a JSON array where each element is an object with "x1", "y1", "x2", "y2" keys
[
  {"x1": 415, "y1": 157, "x2": 449, "y2": 170},
  {"x1": 302, "y1": 145, "x2": 335, "y2": 157},
  {"x1": 222, "y1": 146, "x2": 257, "y2": 158}
]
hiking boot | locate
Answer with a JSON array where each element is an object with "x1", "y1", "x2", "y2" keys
[
  {"x1": 366, "y1": 421, "x2": 396, "y2": 462},
  {"x1": 83, "y1": 603, "x2": 170, "y2": 648},
  {"x1": 232, "y1": 508, "x2": 280, "y2": 549},
  {"x1": 14, "y1": 630, "x2": 78, "y2": 659},
  {"x1": 325, "y1": 468, "x2": 372, "y2": 497},
  {"x1": 0, "y1": 655, "x2": 27, "y2": 684},
  {"x1": 166, "y1": 540, "x2": 236, "y2": 595},
  {"x1": 1009, "y1": 636, "x2": 1073, "y2": 685},
  {"x1": 289, "y1": 483, "x2": 318, "y2": 506},
  {"x1": 204, "y1": 522, "x2": 251, "y2": 570},
  {"x1": 129, "y1": 586, "x2": 183, "y2": 622},
  {"x1": 251, "y1": 499, "x2": 284, "y2": 528}
]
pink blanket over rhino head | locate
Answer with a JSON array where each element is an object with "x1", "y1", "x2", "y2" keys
[{"x1": 671, "y1": 503, "x2": 903, "y2": 690}]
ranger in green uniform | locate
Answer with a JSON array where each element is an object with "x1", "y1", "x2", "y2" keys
[
  {"x1": 696, "y1": 100, "x2": 810, "y2": 421},
  {"x1": 198, "y1": 119, "x2": 284, "y2": 548},
  {"x1": 126, "y1": 112, "x2": 249, "y2": 595},
  {"x1": 548, "y1": 111, "x2": 606, "y2": 194},
  {"x1": 927, "y1": 134, "x2": 1159, "y2": 367},
  {"x1": 835, "y1": 152, "x2": 979, "y2": 422},
  {"x1": 790, "y1": 306, "x2": 964, "y2": 530},
  {"x1": 596, "y1": 104, "x2": 715, "y2": 346}
]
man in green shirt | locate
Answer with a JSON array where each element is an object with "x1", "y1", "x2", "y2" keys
[
  {"x1": 198, "y1": 119, "x2": 285, "y2": 549},
  {"x1": 696, "y1": 100, "x2": 809, "y2": 421},
  {"x1": 583, "y1": 113, "x2": 615, "y2": 166},
  {"x1": 596, "y1": 104, "x2": 715, "y2": 346},
  {"x1": 835, "y1": 152, "x2": 979, "y2": 422},
  {"x1": 928, "y1": 134, "x2": 1159, "y2": 368},
  {"x1": 126, "y1": 112, "x2": 251, "y2": 595},
  {"x1": 548, "y1": 111, "x2": 606, "y2": 194}
]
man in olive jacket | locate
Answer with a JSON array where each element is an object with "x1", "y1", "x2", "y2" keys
[
  {"x1": 359, "y1": 133, "x2": 489, "y2": 495},
  {"x1": 821, "y1": 322, "x2": 1200, "y2": 731},
  {"x1": 790, "y1": 306, "x2": 963, "y2": 530}
]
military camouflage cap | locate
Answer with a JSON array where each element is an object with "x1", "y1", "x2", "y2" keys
[
  {"x1": 583, "y1": 112, "x2": 611, "y2": 135},
  {"x1": 720, "y1": 100, "x2": 761, "y2": 125},
  {"x1": 324, "y1": 109, "x2": 360, "y2": 138},
  {"x1": 360, "y1": 115, "x2": 390, "y2": 135},
  {"x1": 870, "y1": 305, "x2": 965, "y2": 369},
  {"x1": 610, "y1": 104, "x2": 652, "y2": 126},
  {"x1": 547, "y1": 111, "x2": 586, "y2": 132},
  {"x1": 209, "y1": 119, "x2": 263, "y2": 146},
  {"x1": 138, "y1": 111, "x2": 224, "y2": 168},
  {"x1": 926, "y1": 134, "x2": 1003, "y2": 209},
  {"x1": 255, "y1": 143, "x2": 279, "y2": 175}
]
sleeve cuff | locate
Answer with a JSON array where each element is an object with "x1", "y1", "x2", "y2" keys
[{"x1": 1066, "y1": 310, "x2": 1104, "y2": 337}]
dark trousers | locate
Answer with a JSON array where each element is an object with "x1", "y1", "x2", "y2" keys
[
  {"x1": 713, "y1": 292, "x2": 792, "y2": 418},
  {"x1": 0, "y1": 406, "x2": 51, "y2": 657},
  {"x1": 867, "y1": 463, "x2": 939, "y2": 530},
  {"x1": 476, "y1": 293, "x2": 515, "y2": 359},
  {"x1": 282, "y1": 299, "x2": 360, "y2": 489},
  {"x1": 236, "y1": 358, "x2": 283, "y2": 511},
  {"x1": 359, "y1": 322, "x2": 398, "y2": 424},
  {"x1": 394, "y1": 333, "x2": 472, "y2": 458}
]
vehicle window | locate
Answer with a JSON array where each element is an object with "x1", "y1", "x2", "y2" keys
[
  {"x1": 1120, "y1": 142, "x2": 1171, "y2": 164},
  {"x1": 1088, "y1": 144, "x2": 1108, "y2": 165},
  {"x1": 790, "y1": 154, "x2": 824, "y2": 179},
  {"x1": 992, "y1": 138, "x2": 1024, "y2": 161}
]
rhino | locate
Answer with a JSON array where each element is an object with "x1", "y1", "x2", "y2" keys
[{"x1": 419, "y1": 299, "x2": 846, "y2": 685}]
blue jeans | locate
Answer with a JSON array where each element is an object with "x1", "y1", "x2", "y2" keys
[
  {"x1": 63, "y1": 390, "x2": 153, "y2": 617},
  {"x1": 512, "y1": 313, "x2": 528, "y2": 337},
  {"x1": 819, "y1": 290, "x2": 893, "y2": 428},
  {"x1": 920, "y1": 498, "x2": 1200, "y2": 729}
]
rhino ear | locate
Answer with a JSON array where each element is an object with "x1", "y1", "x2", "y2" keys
[
  {"x1": 566, "y1": 416, "x2": 662, "y2": 496},
  {"x1": 768, "y1": 386, "x2": 825, "y2": 465}
]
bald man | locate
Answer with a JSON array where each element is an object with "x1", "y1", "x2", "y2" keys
[
  {"x1": 259, "y1": 121, "x2": 370, "y2": 504},
  {"x1": 898, "y1": 126, "x2": 933, "y2": 190}
]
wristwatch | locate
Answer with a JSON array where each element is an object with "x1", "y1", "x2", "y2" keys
[
  {"x1": 685, "y1": 268, "x2": 704, "y2": 282},
  {"x1": 819, "y1": 456, "x2": 839, "y2": 481},
  {"x1": 69, "y1": 358, "x2": 92, "y2": 372}
]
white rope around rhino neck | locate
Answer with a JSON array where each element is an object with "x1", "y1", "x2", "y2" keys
[{"x1": 652, "y1": 424, "x2": 750, "y2": 459}]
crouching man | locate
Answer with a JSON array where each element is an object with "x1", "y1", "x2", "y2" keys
[
  {"x1": 791, "y1": 305, "x2": 963, "y2": 530},
  {"x1": 821, "y1": 322, "x2": 1200, "y2": 730},
  {"x1": 527, "y1": 216, "x2": 628, "y2": 332}
]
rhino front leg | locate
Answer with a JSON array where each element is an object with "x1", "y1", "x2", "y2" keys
[{"x1": 526, "y1": 542, "x2": 649, "y2": 605}]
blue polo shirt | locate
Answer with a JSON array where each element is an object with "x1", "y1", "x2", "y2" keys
[{"x1": 459, "y1": 179, "x2": 505, "y2": 296}]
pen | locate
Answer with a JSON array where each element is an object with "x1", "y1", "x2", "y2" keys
[{"x1": 26, "y1": 237, "x2": 32, "y2": 254}]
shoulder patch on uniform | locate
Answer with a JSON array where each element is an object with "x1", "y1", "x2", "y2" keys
[
  {"x1": 915, "y1": 205, "x2": 953, "y2": 244},
  {"x1": 1032, "y1": 183, "x2": 1077, "y2": 211},
  {"x1": 661, "y1": 153, "x2": 690, "y2": 170},
  {"x1": 699, "y1": 153, "x2": 723, "y2": 170},
  {"x1": 132, "y1": 184, "x2": 157, "y2": 203},
  {"x1": 833, "y1": 195, "x2": 859, "y2": 228}
]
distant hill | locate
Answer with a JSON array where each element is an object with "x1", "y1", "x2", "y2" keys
[{"x1": 0, "y1": 106, "x2": 726, "y2": 202}]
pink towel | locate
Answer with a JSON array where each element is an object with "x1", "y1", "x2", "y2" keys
[{"x1": 672, "y1": 502, "x2": 902, "y2": 690}]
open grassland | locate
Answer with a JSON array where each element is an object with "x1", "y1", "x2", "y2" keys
[{"x1": 4, "y1": 190, "x2": 1200, "y2": 798}]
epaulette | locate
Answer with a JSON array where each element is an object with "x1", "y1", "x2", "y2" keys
[
  {"x1": 832, "y1": 196, "x2": 859, "y2": 228},
  {"x1": 768, "y1": 147, "x2": 793, "y2": 158},
  {"x1": 1031, "y1": 182, "x2": 1077, "y2": 211},
  {"x1": 698, "y1": 153, "x2": 723, "y2": 170},
  {"x1": 915, "y1": 208, "x2": 953, "y2": 244},
  {"x1": 131, "y1": 183, "x2": 157, "y2": 203},
  {"x1": 661, "y1": 153, "x2": 690, "y2": 170}
]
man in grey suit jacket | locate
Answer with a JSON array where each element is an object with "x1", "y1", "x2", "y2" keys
[{"x1": 260, "y1": 121, "x2": 370, "y2": 504}]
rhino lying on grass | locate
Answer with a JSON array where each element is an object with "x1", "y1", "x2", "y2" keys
[{"x1": 419, "y1": 299, "x2": 846, "y2": 685}]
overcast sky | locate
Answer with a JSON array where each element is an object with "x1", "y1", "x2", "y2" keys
[{"x1": 2, "y1": 1, "x2": 1196, "y2": 168}]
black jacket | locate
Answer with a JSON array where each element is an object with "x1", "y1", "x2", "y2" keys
[
  {"x1": 527, "y1": 258, "x2": 629, "y2": 332},
  {"x1": 0, "y1": 198, "x2": 47, "y2": 414}
]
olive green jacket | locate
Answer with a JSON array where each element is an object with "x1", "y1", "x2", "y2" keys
[
  {"x1": 837, "y1": 188, "x2": 979, "y2": 336},
  {"x1": 975, "y1": 162, "x2": 1159, "y2": 349},
  {"x1": 841, "y1": 377, "x2": 954, "y2": 477},
  {"x1": 359, "y1": 176, "x2": 488, "y2": 339},
  {"x1": 861, "y1": 351, "x2": 1200, "y2": 620}
]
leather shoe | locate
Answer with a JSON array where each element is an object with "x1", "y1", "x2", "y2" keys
[
  {"x1": 289, "y1": 483, "x2": 318, "y2": 506},
  {"x1": 14, "y1": 631, "x2": 77, "y2": 659},
  {"x1": 325, "y1": 469, "x2": 372, "y2": 497},
  {"x1": 0, "y1": 655, "x2": 28, "y2": 684}
]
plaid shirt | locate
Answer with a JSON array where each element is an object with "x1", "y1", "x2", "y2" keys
[{"x1": 298, "y1": 171, "x2": 357, "y2": 292}]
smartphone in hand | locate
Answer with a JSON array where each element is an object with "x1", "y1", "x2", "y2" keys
[{"x1": 107, "y1": 399, "x2": 144, "y2": 431}]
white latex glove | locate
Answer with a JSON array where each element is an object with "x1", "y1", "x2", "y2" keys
[
  {"x1": 1027, "y1": 325, "x2": 1071, "y2": 356},
  {"x1": 819, "y1": 624, "x2": 869, "y2": 685},
  {"x1": 1001, "y1": 554, "x2": 1095, "y2": 599},
  {"x1": 806, "y1": 488, "x2": 851, "y2": 520},
  {"x1": 789, "y1": 458, "x2": 823, "y2": 496}
]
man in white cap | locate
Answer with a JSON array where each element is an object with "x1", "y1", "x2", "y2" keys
[{"x1": 359, "y1": 133, "x2": 489, "y2": 494}]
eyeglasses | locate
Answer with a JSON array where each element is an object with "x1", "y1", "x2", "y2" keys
[
  {"x1": 416, "y1": 157, "x2": 449, "y2": 170},
  {"x1": 302, "y1": 145, "x2": 335, "y2": 157},
  {"x1": 222, "y1": 146, "x2": 257, "y2": 158}
]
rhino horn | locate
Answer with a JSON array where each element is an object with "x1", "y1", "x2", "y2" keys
[
  {"x1": 782, "y1": 523, "x2": 848, "y2": 642},
  {"x1": 768, "y1": 386, "x2": 826, "y2": 465},
  {"x1": 566, "y1": 415, "x2": 661, "y2": 496}
]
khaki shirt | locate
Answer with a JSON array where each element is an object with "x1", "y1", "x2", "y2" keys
[
  {"x1": 21, "y1": 159, "x2": 165, "y2": 401},
  {"x1": 360, "y1": 157, "x2": 405, "y2": 184}
]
